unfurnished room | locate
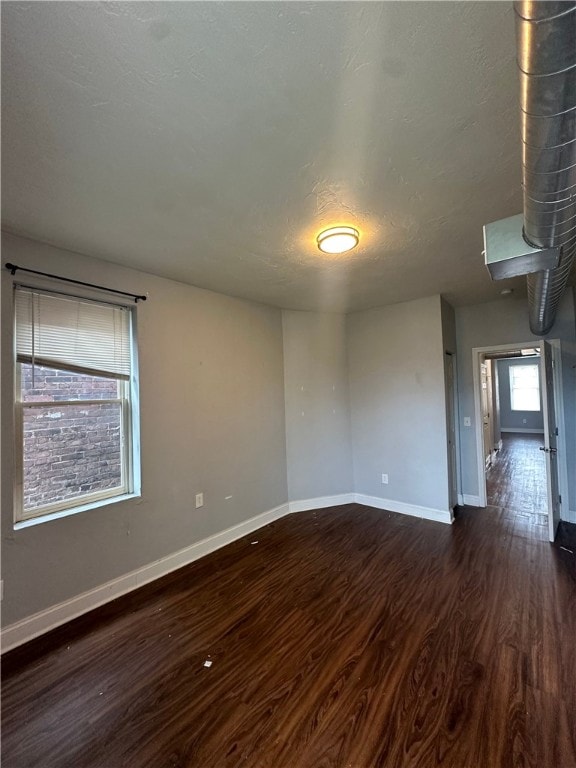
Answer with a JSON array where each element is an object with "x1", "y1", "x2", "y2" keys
[{"x1": 1, "y1": 2, "x2": 575, "y2": 767}]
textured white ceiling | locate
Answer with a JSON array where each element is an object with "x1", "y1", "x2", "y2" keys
[{"x1": 2, "y1": 1, "x2": 529, "y2": 311}]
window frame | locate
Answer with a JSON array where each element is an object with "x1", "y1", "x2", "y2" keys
[
  {"x1": 12, "y1": 286, "x2": 140, "y2": 527},
  {"x1": 509, "y1": 362, "x2": 541, "y2": 413}
]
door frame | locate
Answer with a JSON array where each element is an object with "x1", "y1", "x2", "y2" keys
[
  {"x1": 471, "y1": 340, "x2": 569, "y2": 517},
  {"x1": 546, "y1": 339, "x2": 571, "y2": 524},
  {"x1": 444, "y1": 351, "x2": 459, "y2": 510},
  {"x1": 541, "y1": 340, "x2": 561, "y2": 541}
]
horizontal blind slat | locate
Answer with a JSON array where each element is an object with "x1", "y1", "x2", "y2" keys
[
  {"x1": 16, "y1": 355, "x2": 130, "y2": 381},
  {"x1": 15, "y1": 288, "x2": 132, "y2": 378}
]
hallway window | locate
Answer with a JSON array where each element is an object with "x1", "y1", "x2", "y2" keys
[{"x1": 510, "y1": 364, "x2": 540, "y2": 411}]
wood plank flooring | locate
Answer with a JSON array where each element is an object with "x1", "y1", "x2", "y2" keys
[
  {"x1": 2, "y1": 503, "x2": 576, "y2": 768},
  {"x1": 486, "y1": 433, "x2": 547, "y2": 517}
]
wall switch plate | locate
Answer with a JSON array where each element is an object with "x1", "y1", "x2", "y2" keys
[
  {"x1": 195, "y1": 493, "x2": 204, "y2": 509},
  {"x1": 381, "y1": 473, "x2": 389, "y2": 484},
  {"x1": 464, "y1": 417, "x2": 471, "y2": 427}
]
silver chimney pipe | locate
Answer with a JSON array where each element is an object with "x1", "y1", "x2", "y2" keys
[{"x1": 515, "y1": 1, "x2": 576, "y2": 335}]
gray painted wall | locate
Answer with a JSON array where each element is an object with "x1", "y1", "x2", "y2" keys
[
  {"x1": 347, "y1": 295, "x2": 451, "y2": 513},
  {"x1": 282, "y1": 312, "x2": 353, "y2": 500},
  {"x1": 441, "y1": 299, "x2": 457, "y2": 507},
  {"x1": 1, "y1": 233, "x2": 289, "y2": 626},
  {"x1": 455, "y1": 293, "x2": 576, "y2": 512},
  {"x1": 497, "y1": 357, "x2": 544, "y2": 432}
]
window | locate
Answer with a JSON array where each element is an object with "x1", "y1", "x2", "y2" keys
[
  {"x1": 509, "y1": 363, "x2": 540, "y2": 412},
  {"x1": 14, "y1": 287, "x2": 138, "y2": 524}
]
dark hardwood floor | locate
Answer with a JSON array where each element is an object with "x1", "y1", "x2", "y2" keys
[
  {"x1": 486, "y1": 433, "x2": 547, "y2": 519},
  {"x1": 2, "y1": 503, "x2": 575, "y2": 768}
]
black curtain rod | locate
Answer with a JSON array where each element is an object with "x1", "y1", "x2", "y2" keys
[{"x1": 4, "y1": 263, "x2": 147, "y2": 303}]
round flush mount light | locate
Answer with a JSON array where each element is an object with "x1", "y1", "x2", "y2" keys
[
  {"x1": 316, "y1": 226, "x2": 359, "y2": 254},
  {"x1": 500, "y1": 288, "x2": 514, "y2": 295}
]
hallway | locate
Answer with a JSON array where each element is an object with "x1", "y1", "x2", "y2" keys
[{"x1": 486, "y1": 433, "x2": 548, "y2": 538}]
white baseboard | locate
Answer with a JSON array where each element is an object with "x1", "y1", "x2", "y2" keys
[
  {"x1": 500, "y1": 428, "x2": 544, "y2": 434},
  {"x1": 288, "y1": 493, "x2": 355, "y2": 513},
  {"x1": 458, "y1": 493, "x2": 482, "y2": 507},
  {"x1": 354, "y1": 493, "x2": 453, "y2": 524},
  {"x1": 293, "y1": 492, "x2": 454, "y2": 525},
  {"x1": 1, "y1": 501, "x2": 291, "y2": 654}
]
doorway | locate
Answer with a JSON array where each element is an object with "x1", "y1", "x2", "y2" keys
[{"x1": 472, "y1": 340, "x2": 568, "y2": 542}]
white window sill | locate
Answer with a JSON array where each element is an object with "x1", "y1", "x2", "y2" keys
[{"x1": 14, "y1": 492, "x2": 141, "y2": 530}]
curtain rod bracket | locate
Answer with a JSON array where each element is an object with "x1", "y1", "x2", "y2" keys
[{"x1": 4, "y1": 263, "x2": 147, "y2": 303}]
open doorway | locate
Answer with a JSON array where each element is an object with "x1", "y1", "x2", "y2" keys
[{"x1": 472, "y1": 341, "x2": 569, "y2": 542}]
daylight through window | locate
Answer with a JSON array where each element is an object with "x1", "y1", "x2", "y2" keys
[
  {"x1": 509, "y1": 363, "x2": 540, "y2": 412},
  {"x1": 14, "y1": 287, "x2": 137, "y2": 523}
]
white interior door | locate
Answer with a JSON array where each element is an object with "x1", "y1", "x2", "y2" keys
[
  {"x1": 485, "y1": 360, "x2": 495, "y2": 455},
  {"x1": 480, "y1": 362, "x2": 492, "y2": 467},
  {"x1": 540, "y1": 340, "x2": 561, "y2": 542}
]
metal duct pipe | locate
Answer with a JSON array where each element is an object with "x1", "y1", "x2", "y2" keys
[{"x1": 515, "y1": 1, "x2": 576, "y2": 335}]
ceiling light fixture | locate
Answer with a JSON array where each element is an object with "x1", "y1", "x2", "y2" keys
[
  {"x1": 500, "y1": 288, "x2": 513, "y2": 295},
  {"x1": 317, "y1": 226, "x2": 359, "y2": 254}
]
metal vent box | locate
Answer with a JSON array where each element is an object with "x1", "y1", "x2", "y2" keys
[{"x1": 484, "y1": 213, "x2": 560, "y2": 280}]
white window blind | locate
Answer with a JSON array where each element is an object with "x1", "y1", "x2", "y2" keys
[{"x1": 15, "y1": 288, "x2": 131, "y2": 379}]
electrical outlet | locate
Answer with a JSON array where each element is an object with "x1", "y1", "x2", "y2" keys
[
  {"x1": 464, "y1": 417, "x2": 471, "y2": 427},
  {"x1": 381, "y1": 473, "x2": 389, "y2": 485},
  {"x1": 195, "y1": 493, "x2": 204, "y2": 509}
]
